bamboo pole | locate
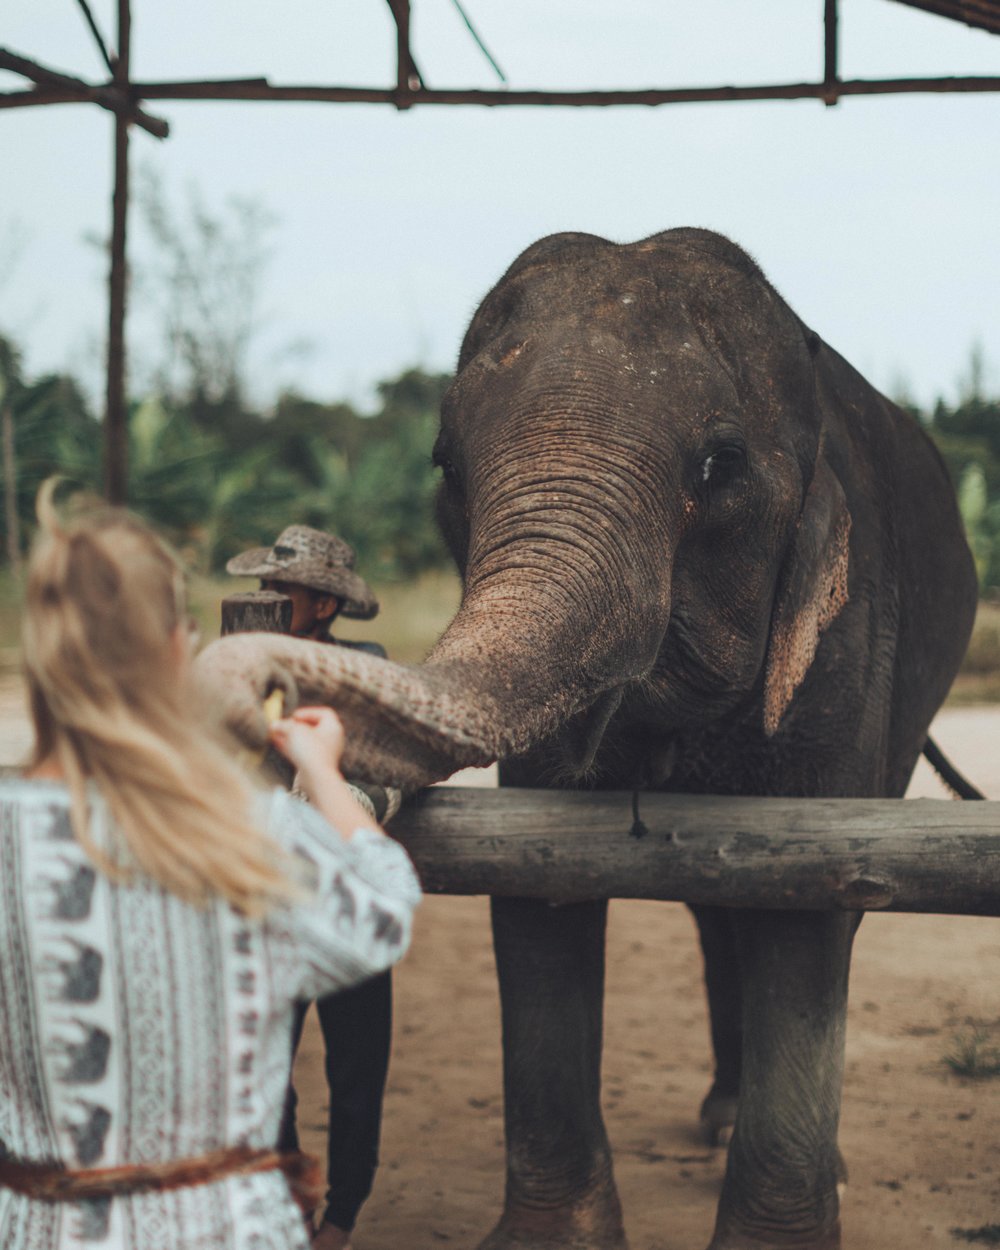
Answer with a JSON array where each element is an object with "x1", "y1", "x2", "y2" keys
[
  {"x1": 389, "y1": 788, "x2": 1000, "y2": 915},
  {"x1": 384, "y1": 0, "x2": 422, "y2": 98},
  {"x1": 95, "y1": 74, "x2": 1000, "y2": 107},
  {"x1": 0, "y1": 48, "x2": 168, "y2": 137},
  {"x1": 1, "y1": 387, "x2": 19, "y2": 576},
  {"x1": 3, "y1": 73, "x2": 998, "y2": 118},
  {"x1": 824, "y1": 0, "x2": 840, "y2": 105},
  {"x1": 103, "y1": 2, "x2": 131, "y2": 504}
]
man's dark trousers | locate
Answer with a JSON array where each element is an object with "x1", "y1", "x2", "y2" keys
[{"x1": 279, "y1": 970, "x2": 393, "y2": 1232}]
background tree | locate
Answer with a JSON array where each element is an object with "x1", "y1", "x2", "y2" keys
[
  {"x1": 255, "y1": 369, "x2": 450, "y2": 577},
  {"x1": 0, "y1": 337, "x2": 22, "y2": 572},
  {"x1": 135, "y1": 168, "x2": 276, "y2": 440},
  {"x1": 0, "y1": 333, "x2": 101, "y2": 560},
  {"x1": 916, "y1": 345, "x2": 1000, "y2": 595}
]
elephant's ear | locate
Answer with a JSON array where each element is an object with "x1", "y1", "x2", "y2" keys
[{"x1": 763, "y1": 457, "x2": 852, "y2": 736}]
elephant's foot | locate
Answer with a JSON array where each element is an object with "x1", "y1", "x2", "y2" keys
[
  {"x1": 478, "y1": 1231, "x2": 628, "y2": 1250},
  {"x1": 706, "y1": 1222, "x2": 841, "y2": 1250},
  {"x1": 476, "y1": 1184, "x2": 628, "y2": 1250},
  {"x1": 699, "y1": 1084, "x2": 738, "y2": 1148}
]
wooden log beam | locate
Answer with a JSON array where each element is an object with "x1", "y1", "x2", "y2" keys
[
  {"x1": 3, "y1": 75, "x2": 998, "y2": 117},
  {"x1": 112, "y1": 74, "x2": 1000, "y2": 107},
  {"x1": 0, "y1": 46, "x2": 96, "y2": 88},
  {"x1": 824, "y1": 0, "x2": 840, "y2": 105},
  {"x1": 103, "y1": 1, "x2": 131, "y2": 505},
  {"x1": 390, "y1": 787, "x2": 1000, "y2": 916},
  {"x1": 889, "y1": 0, "x2": 1000, "y2": 36},
  {"x1": 384, "y1": 0, "x2": 423, "y2": 99},
  {"x1": 0, "y1": 48, "x2": 168, "y2": 137}
]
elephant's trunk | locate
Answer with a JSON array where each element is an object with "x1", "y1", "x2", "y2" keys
[
  {"x1": 196, "y1": 504, "x2": 673, "y2": 792},
  {"x1": 198, "y1": 367, "x2": 681, "y2": 788}
]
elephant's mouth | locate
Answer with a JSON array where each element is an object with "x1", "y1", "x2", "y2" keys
[{"x1": 538, "y1": 687, "x2": 626, "y2": 783}]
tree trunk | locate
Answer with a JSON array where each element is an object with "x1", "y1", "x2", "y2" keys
[{"x1": 1, "y1": 396, "x2": 19, "y2": 576}]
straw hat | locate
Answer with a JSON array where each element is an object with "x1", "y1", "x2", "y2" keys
[{"x1": 226, "y1": 525, "x2": 379, "y2": 620}]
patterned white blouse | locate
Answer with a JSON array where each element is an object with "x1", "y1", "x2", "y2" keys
[{"x1": 0, "y1": 778, "x2": 421, "y2": 1250}]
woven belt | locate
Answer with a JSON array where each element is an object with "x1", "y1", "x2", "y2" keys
[{"x1": 0, "y1": 1146, "x2": 322, "y2": 1213}]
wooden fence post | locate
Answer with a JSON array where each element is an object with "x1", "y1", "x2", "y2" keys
[
  {"x1": 221, "y1": 590, "x2": 293, "y2": 636},
  {"x1": 388, "y1": 788, "x2": 1000, "y2": 915}
]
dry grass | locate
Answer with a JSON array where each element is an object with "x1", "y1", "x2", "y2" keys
[
  {"x1": 943, "y1": 1023, "x2": 1000, "y2": 1080},
  {"x1": 4, "y1": 566, "x2": 1000, "y2": 696},
  {"x1": 0, "y1": 567, "x2": 462, "y2": 671},
  {"x1": 950, "y1": 600, "x2": 1000, "y2": 703},
  {"x1": 950, "y1": 1225, "x2": 1000, "y2": 1244}
]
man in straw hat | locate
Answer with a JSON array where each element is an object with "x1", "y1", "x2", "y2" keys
[
  {"x1": 227, "y1": 526, "x2": 394, "y2": 1250},
  {"x1": 227, "y1": 524, "x2": 383, "y2": 649}
]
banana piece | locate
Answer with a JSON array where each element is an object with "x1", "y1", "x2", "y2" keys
[
  {"x1": 262, "y1": 688, "x2": 285, "y2": 726},
  {"x1": 234, "y1": 689, "x2": 286, "y2": 772}
]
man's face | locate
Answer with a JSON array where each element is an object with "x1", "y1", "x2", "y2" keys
[{"x1": 260, "y1": 579, "x2": 340, "y2": 638}]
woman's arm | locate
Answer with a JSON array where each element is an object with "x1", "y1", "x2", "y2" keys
[{"x1": 266, "y1": 706, "x2": 421, "y2": 998}]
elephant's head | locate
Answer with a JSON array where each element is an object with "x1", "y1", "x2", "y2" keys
[{"x1": 196, "y1": 228, "x2": 850, "y2": 791}]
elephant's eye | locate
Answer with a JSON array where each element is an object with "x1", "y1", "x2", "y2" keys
[
  {"x1": 432, "y1": 444, "x2": 462, "y2": 491},
  {"x1": 700, "y1": 443, "x2": 746, "y2": 487}
]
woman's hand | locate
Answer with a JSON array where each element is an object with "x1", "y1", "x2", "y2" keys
[
  {"x1": 269, "y1": 706, "x2": 345, "y2": 781},
  {"x1": 269, "y1": 705, "x2": 385, "y2": 841}
]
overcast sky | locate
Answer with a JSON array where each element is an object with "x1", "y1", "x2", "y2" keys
[{"x1": 2, "y1": 0, "x2": 999, "y2": 411}]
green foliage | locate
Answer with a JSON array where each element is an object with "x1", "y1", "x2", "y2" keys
[
  {"x1": 3, "y1": 261, "x2": 997, "y2": 611},
  {"x1": 0, "y1": 327, "x2": 450, "y2": 581},
  {"x1": 193, "y1": 367, "x2": 451, "y2": 576},
  {"x1": 922, "y1": 357, "x2": 1000, "y2": 594},
  {"x1": 0, "y1": 338, "x2": 102, "y2": 531},
  {"x1": 319, "y1": 370, "x2": 451, "y2": 579}
]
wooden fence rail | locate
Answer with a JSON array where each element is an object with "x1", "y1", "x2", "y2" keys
[{"x1": 390, "y1": 788, "x2": 1000, "y2": 916}]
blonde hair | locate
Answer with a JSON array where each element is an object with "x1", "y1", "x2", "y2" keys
[{"x1": 23, "y1": 481, "x2": 295, "y2": 915}]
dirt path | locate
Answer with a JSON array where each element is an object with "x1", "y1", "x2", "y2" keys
[
  {"x1": 317, "y1": 711, "x2": 1000, "y2": 1250},
  {"x1": 2, "y1": 682, "x2": 998, "y2": 1248},
  {"x1": 332, "y1": 901, "x2": 1000, "y2": 1250}
]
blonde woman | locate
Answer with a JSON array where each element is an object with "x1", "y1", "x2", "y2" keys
[{"x1": 0, "y1": 485, "x2": 421, "y2": 1249}]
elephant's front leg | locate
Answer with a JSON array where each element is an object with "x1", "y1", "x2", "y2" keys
[
  {"x1": 480, "y1": 896, "x2": 628, "y2": 1250},
  {"x1": 708, "y1": 909, "x2": 858, "y2": 1250},
  {"x1": 690, "y1": 905, "x2": 743, "y2": 1145}
]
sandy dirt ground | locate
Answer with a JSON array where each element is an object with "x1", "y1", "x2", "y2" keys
[{"x1": 1, "y1": 679, "x2": 998, "y2": 1248}]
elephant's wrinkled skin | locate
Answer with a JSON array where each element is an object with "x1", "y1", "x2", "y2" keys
[{"x1": 196, "y1": 229, "x2": 977, "y2": 1249}]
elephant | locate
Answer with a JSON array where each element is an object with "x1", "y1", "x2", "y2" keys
[{"x1": 196, "y1": 227, "x2": 978, "y2": 1249}]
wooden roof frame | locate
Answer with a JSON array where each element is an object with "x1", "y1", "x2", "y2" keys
[
  {"x1": 891, "y1": 0, "x2": 1000, "y2": 34},
  {"x1": 2, "y1": 0, "x2": 999, "y2": 501}
]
